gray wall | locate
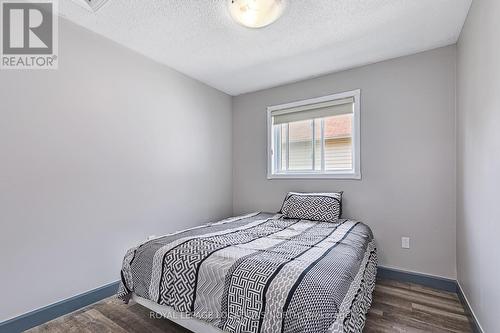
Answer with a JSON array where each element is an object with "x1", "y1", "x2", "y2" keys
[
  {"x1": 232, "y1": 46, "x2": 457, "y2": 279},
  {"x1": 0, "y1": 19, "x2": 232, "y2": 321},
  {"x1": 457, "y1": 0, "x2": 500, "y2": 331}
]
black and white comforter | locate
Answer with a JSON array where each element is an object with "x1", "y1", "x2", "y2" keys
[{"x1": 118, "y1": 212, "x2": 377, "y2": 333}]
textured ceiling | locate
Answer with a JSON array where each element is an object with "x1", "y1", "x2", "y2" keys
[{"x1": 60, "y1": 0, "x2": 471, "y2": 95}]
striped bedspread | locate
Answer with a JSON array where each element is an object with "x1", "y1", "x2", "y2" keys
[{"x1": 118, "y1": 212, "x2": 377, "y2": 333}]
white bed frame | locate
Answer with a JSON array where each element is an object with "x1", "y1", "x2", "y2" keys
[{"x1": 132, "y1": 294, "x2": 223, "y2": 333}]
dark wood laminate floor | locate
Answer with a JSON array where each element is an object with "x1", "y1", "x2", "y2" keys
[{"x1": 27, "y1": 279, "x2": 473, "y2": 333}]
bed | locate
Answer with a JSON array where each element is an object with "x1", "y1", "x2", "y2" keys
[{"x1": 118, "y1": 211, "x2": 377, "y2": 333}]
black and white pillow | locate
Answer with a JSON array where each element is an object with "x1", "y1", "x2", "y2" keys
[{"x1": 280, "y1": 192, "x2": 343, "y2": 223}]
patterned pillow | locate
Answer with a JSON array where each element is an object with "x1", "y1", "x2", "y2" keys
[{"x1": 280, "y1": 192, "x2": 343, "y2": 223}]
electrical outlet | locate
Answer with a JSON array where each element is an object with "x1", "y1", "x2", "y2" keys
[{"x1": 401, "y1": 237, "x2": 410, "y2": 249}]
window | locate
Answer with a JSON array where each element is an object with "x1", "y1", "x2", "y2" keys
[{"x1": 267, "y1": 89, "x2": 360, "y2": 179}]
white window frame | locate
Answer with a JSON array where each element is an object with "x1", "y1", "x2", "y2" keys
[{"x1": 267, "y1": 89, "x2": 361, "y2": 180}]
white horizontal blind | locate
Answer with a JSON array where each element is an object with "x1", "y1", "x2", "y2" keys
[{"x1": 272, "y1": 97, "x2": 354, "y2": 125}]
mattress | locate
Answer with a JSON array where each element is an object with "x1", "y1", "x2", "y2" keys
[{"x1": 118, "y1": 212, "x2": 377, "y2": 333}]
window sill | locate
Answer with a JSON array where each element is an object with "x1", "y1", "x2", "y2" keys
[{"x1": 267, "y1": 172, "x2": 361, "y2": 180}]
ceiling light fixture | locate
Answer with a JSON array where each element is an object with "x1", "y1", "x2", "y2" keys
[{"x1": 228, "y1": 0, "x2": 286, "y2": 29}]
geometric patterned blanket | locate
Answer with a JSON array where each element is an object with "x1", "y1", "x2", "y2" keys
[{"x1": 118, "y1": 212, "x2": 377, "y2": 333}]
